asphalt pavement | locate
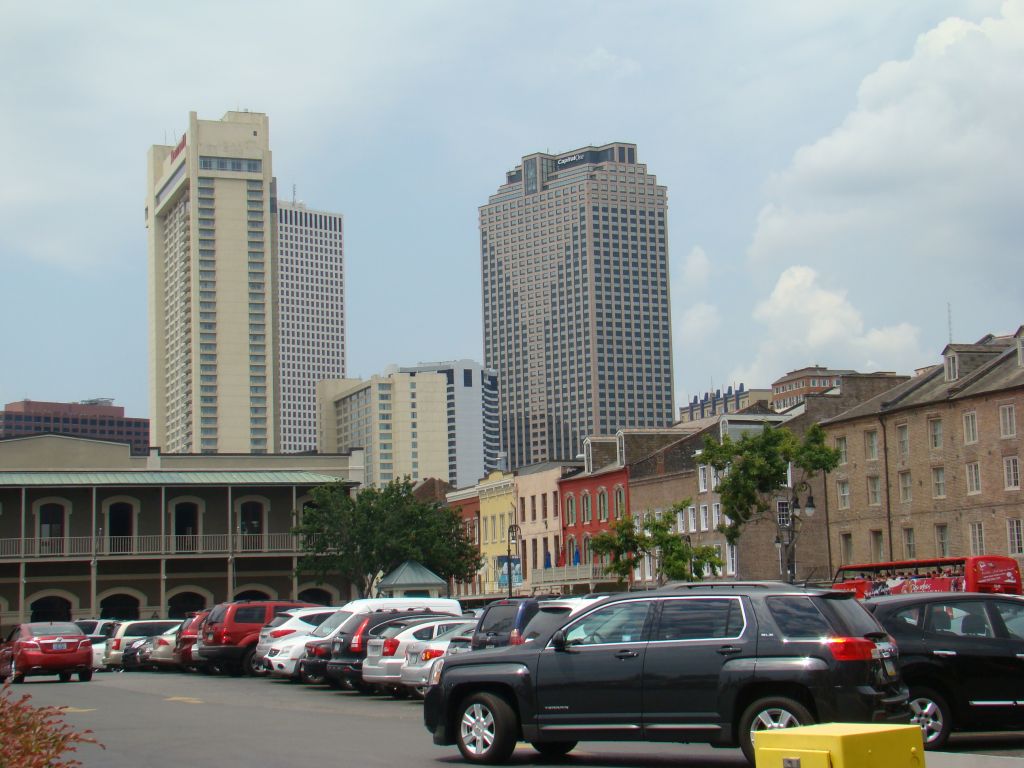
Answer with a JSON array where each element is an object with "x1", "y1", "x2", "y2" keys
[{"x1": 10, "y1": 671, "x2": 1024, "y2": 768}]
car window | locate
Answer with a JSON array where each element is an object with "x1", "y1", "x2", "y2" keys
[
  {"x1": 523, "y1": 606, "x2": 574, "y2": 642},
  {"x1": 310, "y1": 610, "x2": 352, "y2": 638},
  {"x1": 655, "y1": 598, "x2": 744, "y2": 641},
  {"x1": 766, "y1": 596, "x2": 834, "y2": 639},
  {"x1": 234, "y1": 606, "x2": 267, "y2": 624},
  {"x1": 993, "y1": 601, "x2": 1024, "y2": 640},
  {"x1": 926, "y1": 601, "x2": 994, "y2": 638},
  {"x1": 563, "y1": 601, "x2": 650, "y2": 646},
  {"x1": 413, "y1": 627, "x2": 435, "y2": 640},
  {"x1": 76, "y1": 621, "x2": 98, "y2": 634},
  {"x1": 480, "y1": 605, "x2": 518, "y2": 635},
  {"x1": 126, "y1": 622, "x2": 179, "y2": 637},
  {"x1": 436, "y1": 621, "x2": 476, "y2": 640},
  {"x1": 821, "y1": 597, "x2": 885, "y2": 637},
  {"x1": 26, "y1": 623, "x2": 83, "y2": 637},
  {"x1": 888, "y1": 605, "x2": 924, "y2": 633},
  {"x1": 5, "y1": 627, "x2": 19, "y2": 643},
  {"x1": 266, "y1": 614, "x2": 292, "y2": 628},
  {"x1": 302, "y1": 612, "x2": 335, "y2": 627}
]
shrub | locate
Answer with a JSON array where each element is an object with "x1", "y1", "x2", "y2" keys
[{"x1": 0, "y1": 681, "x2": 103, "y2": 767}]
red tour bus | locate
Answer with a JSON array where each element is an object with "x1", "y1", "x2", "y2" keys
[{"x1": 832, "y1": 555, "x2": 1022, "y2": 598}]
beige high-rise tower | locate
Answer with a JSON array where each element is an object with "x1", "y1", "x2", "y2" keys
[{"x1": 147, "y1": 111, "x2": 276, "y2": 453}]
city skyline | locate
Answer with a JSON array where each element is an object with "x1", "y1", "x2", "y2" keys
[{"x1": 2, "y1": 2, "x2": 1021, "y2": 421}]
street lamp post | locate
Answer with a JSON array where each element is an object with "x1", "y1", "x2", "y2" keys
[
  {"x1": 506, "y1": 523, "x2": 522, "y2": 599},
  {"x1": 774, "y1": 489, "x2": 816, "y2": 584}
]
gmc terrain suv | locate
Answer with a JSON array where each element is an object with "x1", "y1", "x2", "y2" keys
[{"x1": 423, "y1": 582, "x2": 909, "y2": 764}]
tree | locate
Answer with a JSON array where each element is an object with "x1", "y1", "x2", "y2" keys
[
  {"x1": 591, "y1": 504, "x2": 722, "y2": 586},
  {"x1": 294, "y1": 479, "x2": 482, "y2": 597},
  {"x1": 701, "y1": 423, "x2": 840, "y2": 545}
]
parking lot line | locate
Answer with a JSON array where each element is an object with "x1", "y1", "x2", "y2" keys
[{"x1": 164, "y1": 696, "x2": 203, "y2": 704}]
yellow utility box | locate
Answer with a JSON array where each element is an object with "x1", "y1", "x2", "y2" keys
[{"x1": 754, "y1": 723, "x2": 925, "y2": 768}]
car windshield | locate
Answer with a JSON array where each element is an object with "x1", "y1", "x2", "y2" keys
[
  {"x1": 823, "y1": 595, "x2": 887, "y2": 637},
  {"x1": 75, "y1": 620, "x2": 97, "y2": 634},
  {"x1": 310, "y1": 610, "x2": 352, "y2": 638},
  {"x1": 207, "y1": 605, "x2": 228, "y2": 624},
  {"x1": 436, "y1": 621, "x2": 476, "y2": 639},
  {"x1": 522, "y1": 606, "x2": 574, "y2": 641},
  {"x1": 26, "y1": 623, "x2": 83, "y2": 637}
]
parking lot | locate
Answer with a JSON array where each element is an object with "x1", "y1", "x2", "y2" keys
[{"x1": 14, "y1": 671, "x2": 1024, "y2": 768}]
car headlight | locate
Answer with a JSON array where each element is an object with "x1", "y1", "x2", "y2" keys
[{"x1": 427, "y1": 658, "x2": 445, "y2": 687}]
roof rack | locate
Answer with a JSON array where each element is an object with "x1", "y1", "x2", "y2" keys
[{"x1": 662, "y1": 580, "x2": 792, "y2": 590}]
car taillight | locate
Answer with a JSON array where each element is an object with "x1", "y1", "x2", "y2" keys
[
  {"x1": 382, "y1": 638, "x2": 400, "y2": 657},
  {"x1": 824, "y1": 636, "x2": 878, "y2": 661},
  {"x1": 112, "y1": 639, "x2": 122, "y2": 651},
  {"x1": 79, "y1": 639, "x2": 92, "y2": 649},
  {"x1": 156, "y1": 638, "x2": 170, "y2": 647},
  {"x1": 509, "y1": 629, "x2": 524, "y2": 645},
  {"x1": 215, "y1": 627, "x2": 229, "y2": 644},
  {"x1": 314, "y1": 645, "x2": 330, "y2": 658},
  {"x1": 20, "y1": 641, "x2": 40, "y2": 651},
  {"x1": 349, "y1": 618, "x2": 371, "y2": 653},
  {"x1": 421, "y1": 648, "x2": 445, "y2": 662},
  {"x1": 270, "y1": 629, "x2": 294, "y2": 638}
]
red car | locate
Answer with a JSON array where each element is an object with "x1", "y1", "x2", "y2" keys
[
  {"x1": 1, "y1": 622, "x2": 93, "y2": 683},
  {"x1": 173, "y1": 610, "x2": 210, "y2": 669}
]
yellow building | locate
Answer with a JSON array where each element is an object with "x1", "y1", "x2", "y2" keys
[{"x1": 477, "y1": 471, "x2": 517, "y2": 595}]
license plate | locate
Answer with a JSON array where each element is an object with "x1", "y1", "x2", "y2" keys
[
  {"x1": 883, "y1": 659, "x2": 896, "y2": 677},
  {"x1": 53, "y1": 642, "x2": 67, "y2": 650}
]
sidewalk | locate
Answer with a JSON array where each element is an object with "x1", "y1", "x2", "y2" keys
[{"x1": 926, "y1": 753, "x2": 1022, "y2": 767}]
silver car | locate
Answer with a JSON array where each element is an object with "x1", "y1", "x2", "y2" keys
[
  {"x1": 363, "y1": 617, "x2": 472, "y2": 696},
  {"x1": 399, "y1": 620, "x2": 477, "y2": 696}
]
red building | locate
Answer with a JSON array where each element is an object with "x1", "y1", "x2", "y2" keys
[
  {"x1": 0, "y1": 399, "x2": 150, "y2": 455},
  {"x1": 445, "y1": 487, "x2": 482, "y2": 597}
]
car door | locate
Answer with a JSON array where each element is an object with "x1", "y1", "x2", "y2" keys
[
  {"x1": 642, "y1": 596, "x2": 752, "y2": 737},
  {"x1": 922, "y1": 599, "x2": 1020, "y2": 728},
  {"x1": 535, "y1": 599, "x2": 652, "y2": 737},
  {"x1": 983, "y1": 599, "x2": 1024, "y2": 728}
]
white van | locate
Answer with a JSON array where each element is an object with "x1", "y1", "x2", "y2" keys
[{"x1": 339, "y1": 597, "x2": 462, "y2": 615}]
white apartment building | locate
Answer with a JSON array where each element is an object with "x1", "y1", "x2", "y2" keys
[
  {"x1": 318, "y1": 361, "x2": 498, "y2": 488},
  {"x1": 147, "y1": 111, "x2": 276, "y2": 453},
  {"x1": 277, "y1": 200, "x2": 345, "y2": 453}
]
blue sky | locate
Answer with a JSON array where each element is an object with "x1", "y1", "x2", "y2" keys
[{"x1": 1, "y1": 1, "x2": 1020, "y2": 419}]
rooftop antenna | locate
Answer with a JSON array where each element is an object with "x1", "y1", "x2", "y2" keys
[
  {"x1": 947, "y1": 302, "x2": 953, "y2": 344},
  {"x1": 292, "y1": 184, "x2": 297, "y2": 204}
]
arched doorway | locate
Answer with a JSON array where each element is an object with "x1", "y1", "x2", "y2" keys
[
  {"x1": 234, "y1": 589, "x2": 270, "y2": 601},
  {"x1": 108, "y1": 501, "x2": 134, "y2": 553},
  {"x1": 168, "y1": 591, "x2": 206, "y2": 619},
  {"x1": 100, "y1": 593, "x2": 140, "y2": 620},
  {"x1": 174, "y1": 502, "x2": 199, "y2": 552},
  {"x1": 298, "y1": 587, "x2": 332, "y2": 605},
  {"x1": 30, "y1": 595, "x2": 71, "y2": 622}
]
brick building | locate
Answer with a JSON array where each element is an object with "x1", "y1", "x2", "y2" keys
[
  {"x1": 822, "y1": 328, "x2": 1023, "y2": 571},
  {"x1": 771, "y1": 366, "x2": 855, "y2": 411},
  {"x1": 0, "y1": 399, "x2": 150, "y2": 455}
]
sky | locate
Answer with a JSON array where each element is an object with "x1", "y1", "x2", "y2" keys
[{"x1": 1, "y1": 0, "x2": 1021, "y2": 419}]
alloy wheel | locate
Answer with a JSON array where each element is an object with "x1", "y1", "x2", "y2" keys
[
  {"x1": 910, "y1": 696, "x2": 945, "y2": 744},
  {"x1": 460, "y1": 702, "x2": 496, "y2": 756}
]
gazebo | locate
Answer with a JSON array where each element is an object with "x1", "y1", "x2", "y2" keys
[{"x1": 377, "y1": 561, "x2": 447, "y2": 598}]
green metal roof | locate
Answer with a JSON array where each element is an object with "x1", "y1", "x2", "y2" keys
[
  {"x1": 0, "y1": 471, "x2": 350, "y2": 487},
  {"x1": 379, "y1": 560, "x2": 446, "y2": 587}
]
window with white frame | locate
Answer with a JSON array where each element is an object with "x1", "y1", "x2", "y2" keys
[
  {"x1": 698, "y1": 465, "x2": 708, "y2": 492},
  {"x1": 1008, "y1": 519, "x2": 1024, "y2": 556},
  {"x1": 835, "y1": 436, "x2": 848, "y2": 465},
  {"x1": 932, "y1": 466, "x2": 946, "y2": 498},
  {"x1": 945, "y1": 354, "x2": 959, "y2": 381},
  {"x1": 966, "y1": 462, "x2": 982, "y2": 494},
  {"x1": 870, "y1": 530, "x2": 885, "y2": 560},
  {"x1": 726, "y1": 543, "x2": 737, "y2": 575},
  {"x1": 899, "y1": 471, "x2": 912, "y2": 503},
  {"x1": 867, "y1": 476, "x2": 881, "y2": 506},
  {"x1": 928, "y1": 418, "x2": 943, "y2": 449},
  {"x1": 1000, "y1": 404, "x2": 1017, "y2": 438},
  {"x1": 865, "y1": 430, "x2": 878, "y2": 460},
  {"x1": 688, "y1": 506, "x2": 697, "y2": 532},
  {"x1": 777, "y1": 499, "x2": 791, "y2": 527},
  {"x1": 582, "y1": 493, "x2": 592, "y2": 523},
  {"x1": 712, "y1": 468, "x2": 720, "y2": 490},
  {"x1": 902, "y1": 527, "x2": 916, "y2": 559},
  {"x1": 970, "y1": 521, "x2": 985, "y2": 555},
  {"x1": 712, "y1": 502, "x2": 721, "y2": 529},
  {"x1": 700, "y1": 505, "x2": 709, "y2": 531},
  {"x1": 935, "y1": 523, "x2": 950, "y2": 557},
  {"x1": 837, "y1": 480, "x2": 850, "y2": 509},
  {"x1": 1005, "y1": 456, "x2": 1020, "y2": 490},
  {"x1": 963, "y1": 411, "x2": 978, "y2": 444},
  {"x1": 676, "y1": 507, "x2": 685, "y2": 533},
  {"x1": 897, "y1": 424, "x2": 909, "y2": 458}
]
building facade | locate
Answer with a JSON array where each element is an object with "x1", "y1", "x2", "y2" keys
[
  {"x1": 0, "y1": 434, "x2": 365, "y2": 625},
  {"x1": 679, "y1": 384, "x2": 771, "y2": 423},
  {"x1": 771, "y1": 366, "x2": 854, "y2": 411},
  {"x1": 481, "y1": 143, "x2": 674, "y2": 469},
  {"x1": 147, "y1": 110, "x2": 277, "y2": 454},
  {"x1": 0, "y1": 399, "x2": 150, "y2": 455},
  {"x1": 277, "y1": 200, "x2": 345, "y2": 453},
  {"x1": 318, "y1": 361, "x2": 498, "y2": 489},
  {"x1": 823, "y1": 329, "x2": 1024, "y2": 571}
]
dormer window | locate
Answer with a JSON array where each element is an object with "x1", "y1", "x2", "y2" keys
[
  {"x1": 584, "y1": 441, "x2": 593, "y2": 474},
  {"x1": 944, "y1": 353, "x2": 959, "y2": 381}
]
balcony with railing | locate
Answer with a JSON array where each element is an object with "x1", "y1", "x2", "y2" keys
[
  {"x1": 528, "y1": 563, "x2": 613, "y2": 587},
  {"x1": 0, "y1": 533, "x2": 314, "y2": 560}
]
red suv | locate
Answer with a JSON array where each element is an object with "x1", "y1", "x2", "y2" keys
[
  {"x1": 202, "y1": 600, "x2": 313, "y2": 675},
  {"x1": 1, "y1": 622, "x2": 94, "y2": 683}
]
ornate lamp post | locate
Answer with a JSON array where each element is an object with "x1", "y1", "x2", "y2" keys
[
  {"x1": 774, "y1": 490, "x2": 815, "y2": 584},
  {"x1": 506, "y1": 523, "x2": 522, "y2": 598}
]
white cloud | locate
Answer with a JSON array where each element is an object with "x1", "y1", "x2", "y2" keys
[
  {"x1": 730, "y1": 266, "x2": 925, "y2": 385},
  {"x1": 571, "y1": 47, "x2": 641, "y2": 79},
  {"x1": 678, "y1": 302, "x2": 721, "y2": 344},
  {"x1": 681, "y1": 246, "x2": 712, "y2": 289},
  {"x1": 747, "y1": 1, "x2": 1024, "y2": 337}
]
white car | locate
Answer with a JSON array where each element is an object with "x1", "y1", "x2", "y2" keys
[
  {"x1": 362, "y1": 616, "x2": 473, "y2": 695},
  {"x1": 255, "y1": 607, "x2": 339, "y2": 673},
  {"x1": 265, "y1": 632, "x2": 320, "y2": 680},
  {"x1": 399, "y1": 620, "x2": 477, "y2": 696}
]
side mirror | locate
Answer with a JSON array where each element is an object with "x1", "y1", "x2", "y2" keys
[{"x1": 551, "y1": 629, "x2": 567, "y2": 651}]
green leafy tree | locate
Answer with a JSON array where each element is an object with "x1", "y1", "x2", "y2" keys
[
  {"x1": 591, "y1": 504, "x2": 722, "y2": 586},
  {"x1": 701, "y1": 423, "x2": 840, "y2": 545},
  {"x1": 294, "y1": 479, "x2": 482, "y2": 597}
]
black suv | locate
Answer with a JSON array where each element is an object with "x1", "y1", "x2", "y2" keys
[
  {"x1": 424, "y1": 583, "x2": 909, "y2": 764},
  {"x1": 865, "y1": 592, "x2": 1024, "y2": 749},
  {"x1": 470, "y1": 598, "x2": 543, "y2": 650}
]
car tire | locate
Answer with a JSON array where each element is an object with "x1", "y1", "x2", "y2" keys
[
  {"x1": 242, "y1": 647, "x2": 264, "y2": 677},
  {"x1": 456, "y1": 691, "x2": 518, "y2": 764},
  {"x1": 299, "y1": 666, "x2": 325, "y2": 685},
  {"x1": 909, "y1": 686, "x2": 952, "y2": 749},
  {"x1": 411, "y1": 685, "x2": 427, "y2": 700},
  {"x1": 531, "y1": 741, "x2": 577, "y2": 758},
  {"x1": 79, "y1": 670, "x2": 93, "y2": 682},
  {"x1": 738, "y1": 696, "x2": 814, "y2": 765},
  {"x1": 59, "y1": 672, "x2": 73, "y2": 682},
  {"x1": 350, "y1": 677, "x2": 373, "y2": 695},
  {"x1": 325, "y1": 676, "x2": 344, "y2": 690},
  {"x1": 390, "y1": 685, "x2": 409, "y2": 700}
]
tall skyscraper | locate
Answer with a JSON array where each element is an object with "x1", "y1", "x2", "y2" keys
[
  {"x1": 277, "y1": 200, "x2": 345, "y2": 453},
  {"x1": 147, "y1": 111, "x2": 276, "y2": 453},
  {"x1": 481, "y1": 143, "x2": 674, "y2": 468}
]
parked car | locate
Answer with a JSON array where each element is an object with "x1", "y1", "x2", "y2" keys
[
  {"x1": 0, "y1": 621, "x2": 94, "y2": 683},
  {"x1": 140, "y1": 625, "x2": 182, "y2": 670},
  {"x1": 400, "y1": 620, "x2": 478, "y2": 697},
  {"x1": 518, "y1": 596, "x2": 610, "y2": 644},
  {"x1": 363, "y1": 616, "x2": 474, "y2": 696},
  {"x1": 103, "y1": 620, "x2": 182, "y2": 669},
  {"x1": 865, "y1": 592, "x2": 1024, "y2": 749},
  {"x1": 74, "y1": 619, "x2": 119, "y2": 639},
  {"x1": 173, "y1": 610, "x2": 210, "y2": 670},
  {"x1": 88, "y1": 635, "x2": 109, "y2": 670},
  {"x1": 424, "y1": 582, "x2": 910, "y2": 764},
  {"x1": 256, "y1": 606, "x2": 340, "y2": 675},
  {"x1": 470, "y1": 597, "x2": 543, "y2": 650},
  {"x1": 120, "y1": 636, "x2": 153, "y2": 671},
  {"x1": 201, "y1": 599, "x2": 314, "y2": 676}
]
